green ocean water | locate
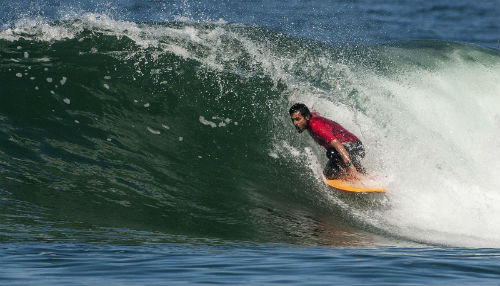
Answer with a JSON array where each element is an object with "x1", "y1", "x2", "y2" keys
[
  {"x1": 0, "y1": 20, "x2": 343, "y2": 244},
  {"x1": 1, "y1": 18, "x2": 500, "y2": 248}
]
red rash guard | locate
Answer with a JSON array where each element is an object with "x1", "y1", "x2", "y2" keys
[{"x1": 307, "y1": 113, "x2": 359, "y2": 149}]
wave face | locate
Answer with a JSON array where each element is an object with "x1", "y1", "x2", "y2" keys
[{"x1": 1, "y1": 14, "x2": 499, "y2": 247}]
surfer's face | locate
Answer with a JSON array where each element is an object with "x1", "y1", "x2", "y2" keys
[{"x1": 291, "y1": 111, "x2": 309, "y2": 133}]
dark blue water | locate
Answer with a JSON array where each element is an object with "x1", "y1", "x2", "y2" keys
[
  {"x1": 1, "y1": 243, "x2": 499, "y2": 285},
  {"x1": 0, "y1": 0, "x2": 499, "y2": 285}
]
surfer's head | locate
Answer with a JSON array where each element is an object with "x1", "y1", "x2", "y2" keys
[{"x1": 289, "y1": 103, "x2": 311, "y2": 133}]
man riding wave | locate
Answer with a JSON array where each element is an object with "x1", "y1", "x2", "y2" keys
[{"x1": 289, "y1": 103, "x2": 365, "y2": 180}]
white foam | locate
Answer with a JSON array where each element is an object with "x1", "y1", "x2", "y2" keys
[
  {"x1": 282, "y1": 44, "x2": 500, "y2": 247},
  {"x1": 199, "y1": 116, "x2": 232, "y2": 128},
  {"x1": 147, "y1": 127, "x2": 161, "y2": 135},
  {"x1": 268, "y1": 152, "x2": 279, "y2": 159},
  {"x1": 199, "y1": 116, "x2": 217, "y2": 128},
  {"x1": 358, "y1": 51, "x2": 500, "y2": 247}
]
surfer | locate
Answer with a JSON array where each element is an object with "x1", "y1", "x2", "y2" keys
[{"x1": 289, "y1": 103, "x2": 365, "y2": 180}]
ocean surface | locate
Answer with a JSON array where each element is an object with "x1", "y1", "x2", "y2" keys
[{"x1": 0, "y1": 0, "x2": 499, "y2": 285}]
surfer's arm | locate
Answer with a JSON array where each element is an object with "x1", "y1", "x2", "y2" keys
[{"x1": 329, "y1": 139, "x2": 359, "y2": 178}]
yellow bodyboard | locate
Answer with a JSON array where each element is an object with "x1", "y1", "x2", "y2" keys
[{"x1": 325, "y1": 178, "x2": 386, "y2": 193}]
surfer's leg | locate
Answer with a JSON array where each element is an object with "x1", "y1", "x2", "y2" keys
[
  {"x1": 346, "y1": 141, "x2": 366, "y2": 174},
  {"x1": 324, "y1": 149, "x2": 342, "y2": 179},
  {"x1": 323, "y1": 159, "x2": 341, "y2": 179},
  {"x1": 352, "y1": 158, "x2": 366, "y2": 174}
]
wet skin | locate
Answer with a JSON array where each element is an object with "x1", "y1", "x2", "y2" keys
[{"x1": 290, "y1": 111, "x2": 310, "y2": 133}]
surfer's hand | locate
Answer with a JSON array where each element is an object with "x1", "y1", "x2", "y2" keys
[{"x1": 345, "y1": 165, "x2": 360, "y2": 181}]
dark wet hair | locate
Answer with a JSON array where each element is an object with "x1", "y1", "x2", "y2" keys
[{"x1": 289, "y1": 103, "x2": 311, "y2": 117}]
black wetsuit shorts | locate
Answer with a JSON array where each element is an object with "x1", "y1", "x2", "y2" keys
[{"x1": 323, "y1": 140, "x2": 365, "y2": 177}]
